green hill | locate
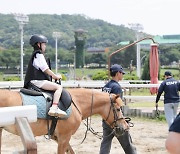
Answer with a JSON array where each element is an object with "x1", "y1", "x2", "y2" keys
[{"x1": 0, "y1": 13, "x2": 135, "y2": 49}]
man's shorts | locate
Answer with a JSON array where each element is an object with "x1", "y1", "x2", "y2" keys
[{"x1": 169, "y1": 112, "x2": 180, "y2": 133}]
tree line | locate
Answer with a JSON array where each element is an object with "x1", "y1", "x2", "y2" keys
[{"x1": 0, "y1": 13, "x2": 179, "y2": 75}]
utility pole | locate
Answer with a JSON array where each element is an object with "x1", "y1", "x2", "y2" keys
[
  {"x1": 14, "y1": 13, "x2": 29, "y2": 81},
  {"x1": 52, "y1": 32, "x2": 61, "y2": 74},
  {"x1": 128, "y1": 23, "x2": 143, "y2": 78}
]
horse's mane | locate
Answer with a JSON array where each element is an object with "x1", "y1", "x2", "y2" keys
[{"x1": 68, "y1": 88, "x2": 109, "y2": 99}]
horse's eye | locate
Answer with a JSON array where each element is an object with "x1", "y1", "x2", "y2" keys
[{"x1": 117, "y1": 108, "x2": 121, "y2": 111}]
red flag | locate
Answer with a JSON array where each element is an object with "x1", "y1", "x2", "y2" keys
[{"x1": 149, "y1": 44, "x2": 159, "y2": 94}]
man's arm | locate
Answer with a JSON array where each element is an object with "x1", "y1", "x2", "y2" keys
[{"x1": 155, "y1": 82, "x2": 165, "y2": 103}]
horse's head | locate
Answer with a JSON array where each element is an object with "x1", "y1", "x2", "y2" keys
[{"x1": 105, "y1": 94, "x2": 129, "y2": 137}]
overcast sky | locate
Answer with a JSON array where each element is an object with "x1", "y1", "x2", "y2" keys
[{"x1": 1, "y1": 0, "x2": 180, "y2": 36}]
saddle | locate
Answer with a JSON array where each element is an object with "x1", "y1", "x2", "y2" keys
[
  {"x1": 20, "y1": 84, "x2": 72, "y2": 112},
  {"x1": 20, "y1": 85, "x2": 72, "y2": 138}
]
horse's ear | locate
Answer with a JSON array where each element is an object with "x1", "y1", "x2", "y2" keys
[
  {"x1": 115, "y1": 95, "x2": 123, "y2": 106},
  {"x1": 115, "y1": 94, "x2": 120, "y2": 99}
]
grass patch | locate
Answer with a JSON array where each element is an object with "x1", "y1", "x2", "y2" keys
[
  {"x1": 128, "y1": 101, "x2": 164, "y2": 108},
  {"x1": 132, "y1": 115, "x2": 166, "y2": 123},
  {"x1": 130, "y1": 88, "x2": 151, "y2": 96}
]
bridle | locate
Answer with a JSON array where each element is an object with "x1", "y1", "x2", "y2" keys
[
  {"x1": 81, "y1": 92, "x2": 128, "y2": 143},
  {"x1": 104, "y1": 94, "x2": 128, "y2": 137},
  {"x1": 105, "y1": 94, "x2": 124, "y2": 125}
]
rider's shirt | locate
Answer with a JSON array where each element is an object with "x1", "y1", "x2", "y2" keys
[
  {"x1": 33, "y1": 53, "x2": 49, "y2": 72},
  {"x1": 24, "y1": 50, "x2": 51, "y2": 88}
]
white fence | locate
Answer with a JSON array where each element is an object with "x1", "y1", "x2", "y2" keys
[
  {"x1": 0, "y1": 80, "x2": 161, "y2": 89},
  {"x1": 0, "y1": 80, "x2": 163, "y2": 102}
]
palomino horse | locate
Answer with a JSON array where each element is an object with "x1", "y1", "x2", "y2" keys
[{"x1": 0, "y1": 88, "x2": 129, "y2": 154}]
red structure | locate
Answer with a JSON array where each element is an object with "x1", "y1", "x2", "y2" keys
[
  {"x1": 108, "y1": 37, "x2": 156, "y2": 79},
  {"x1": 149, "y1": 43, "x2": 159, "y2": 94}
]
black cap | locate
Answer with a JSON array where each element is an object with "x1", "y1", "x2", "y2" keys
[
  {"x1": 110, "y1": 64, "x2": 125, "y2": 74},
  {"x1": 164, "y1": 71, "x2": 172, "y2": 76}
]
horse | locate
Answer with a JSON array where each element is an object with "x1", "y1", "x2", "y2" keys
[{"x1": 0, "y1": 88, "x2": 129, "y2": 154}]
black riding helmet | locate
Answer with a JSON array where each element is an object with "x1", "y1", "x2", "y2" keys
[{"x1": 30, "y1": 34, "x2": 48, "y2": 47}]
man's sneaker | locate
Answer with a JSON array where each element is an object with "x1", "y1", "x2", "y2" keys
[{"x1": 48, "y1": 106, "x2": 67, "y2": 117}]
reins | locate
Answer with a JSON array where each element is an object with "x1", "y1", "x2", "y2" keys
[
  {"x1": 105, "y1": 94, "x2": 124, "y2": 126},
  {"x1": 81, "y1": 90, "x2": 111, "y2": 141},
  {"x1": 81, "y1": 92, "x2": 130, "y2": 142},
  {"x1": 81, "y1": 89, "x2": 94, "y2": 144}
]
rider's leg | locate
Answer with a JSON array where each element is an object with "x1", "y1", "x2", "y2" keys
[{"x1": 31, "y1": 80, "x2": 67, "y2": 117}]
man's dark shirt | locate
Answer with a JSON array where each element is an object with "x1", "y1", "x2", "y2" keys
[
  {"x1": 169, "y1": 112, "x2": 180, "y2": 133},
  {"x1": 156, "y1": 77, "x2": 180, "y2": 104},
  {"x1": 102, "y1": 80, "x2": 123, "y2": 98}
]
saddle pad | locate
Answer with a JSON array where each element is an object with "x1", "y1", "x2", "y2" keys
[{"x1": 20, "y1": 93, "x2": 72, "y2": 119}]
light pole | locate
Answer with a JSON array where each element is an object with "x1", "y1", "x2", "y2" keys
[
  {"x1": 14, "y1": 13, "x2": 29, "y2": 81},
  {"x1": 128, "y1": 23, "x2": 143, "y2": 78},
  {"x1": 52, "y1": 32, "x2": 61, "y2": 74}
]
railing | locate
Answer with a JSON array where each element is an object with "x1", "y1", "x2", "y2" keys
[{"x1": 0, "y1": 80, "x2": 161, "y2": 89}]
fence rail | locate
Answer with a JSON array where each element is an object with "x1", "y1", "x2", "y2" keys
[{"x1": 0, "y1": 80, "x2": 161, "y2": 89}]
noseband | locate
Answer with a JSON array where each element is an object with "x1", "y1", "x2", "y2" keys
[{"x1": 105, "y1": 94, "x2": 128, "y2": 136}]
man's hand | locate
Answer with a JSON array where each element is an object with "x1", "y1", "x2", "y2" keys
[{"x1": 155, "y1": 102, "x2": 158, "y2": 108}]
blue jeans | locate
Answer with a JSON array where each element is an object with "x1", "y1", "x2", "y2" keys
[
  {"x1": 164, "y1": 103, "x2": 179, "y2": 127},
  {"x1": 99, "y1": 120, "x2": 137, "y2": 154}
]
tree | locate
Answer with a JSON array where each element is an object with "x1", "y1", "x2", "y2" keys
[
  {"x1": 90, "y1": 53, "x2": 106, "y2": 67},
  {"x1": 0, "y1": 49, "x2": 20, "y2": 69},
  {"x1": 141, "y1": 55, "x2": 150, "y2": 80},
  {"x1": 123, "y1": 41, "x2": 136, "y2": 68}
]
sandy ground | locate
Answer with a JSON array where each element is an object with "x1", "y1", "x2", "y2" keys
[{"x1": 1, "y1": 116, "x2": 169, "y2": 154}]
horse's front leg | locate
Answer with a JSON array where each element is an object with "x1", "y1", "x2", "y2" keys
[
  {"x1": 66, "y1": 143, "x2": 75, "y2": 154},
  {"x1": 57, "y1": 134, "x2": 73, "y2": 154}
]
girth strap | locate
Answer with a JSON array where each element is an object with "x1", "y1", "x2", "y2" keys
[{"x1": 47, "y1": 117, "x2": 58, "y2": 138}]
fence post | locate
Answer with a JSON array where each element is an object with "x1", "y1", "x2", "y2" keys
[{"x1": 15, "y1": 117, "x2": 37, "y2": 154}]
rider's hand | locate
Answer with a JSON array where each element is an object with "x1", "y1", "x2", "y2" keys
[{"x1": 54, "y1": 74, "x2": 62, "y2": 80}]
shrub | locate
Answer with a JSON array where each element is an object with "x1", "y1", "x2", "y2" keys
[
  {"x1": 123, "y1": 73, "x2": 139, "y2": 81},
  {"x1": 92, "y1": 71, "x2": 108, "y2": 80},
  {"x1": 3, "y1": 76, "x2": 20, "y2": 81}
]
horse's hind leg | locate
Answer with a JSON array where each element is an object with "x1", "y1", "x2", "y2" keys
[
  {"x1": 66, "y1": 143, "x2": 75, "y2": 154},
  {"x1": 0, "y1": 128, "x2": 2, "y2": 154}
]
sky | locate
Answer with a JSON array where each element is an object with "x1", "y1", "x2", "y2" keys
[{"x1": 0, "y1": 0, "x2": 180, "y2": 36}]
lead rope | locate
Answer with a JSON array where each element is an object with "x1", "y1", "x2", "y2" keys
[
  {"x1": 81, "y1": 89, "x2": 94, "y2": 144},
  {"x1": 155, "y1": 103, "x2": 160, "y2": 118}
]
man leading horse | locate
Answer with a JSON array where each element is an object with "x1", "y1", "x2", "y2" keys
[{"x1": 99, "y1": 64, "x2": 137, "y2": 154}]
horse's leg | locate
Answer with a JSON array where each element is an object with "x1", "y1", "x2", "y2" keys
[
  {"x1": 66, "y1": 143, "x2": 75, "y2": 154},
  {"x1": 0, "y1": 128, "x2": 2, "y2": 154},
  {"x1": 57, "y1": 135, "x2": 72, "y2": 154}
]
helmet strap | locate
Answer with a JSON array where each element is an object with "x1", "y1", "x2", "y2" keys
[{"x1": 39, "y1": 43, "x2": 42, "y2": 50}]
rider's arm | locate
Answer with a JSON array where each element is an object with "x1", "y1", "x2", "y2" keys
[{"x1": 44, "y1": 68, "x2": 62, "y2": 80}]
